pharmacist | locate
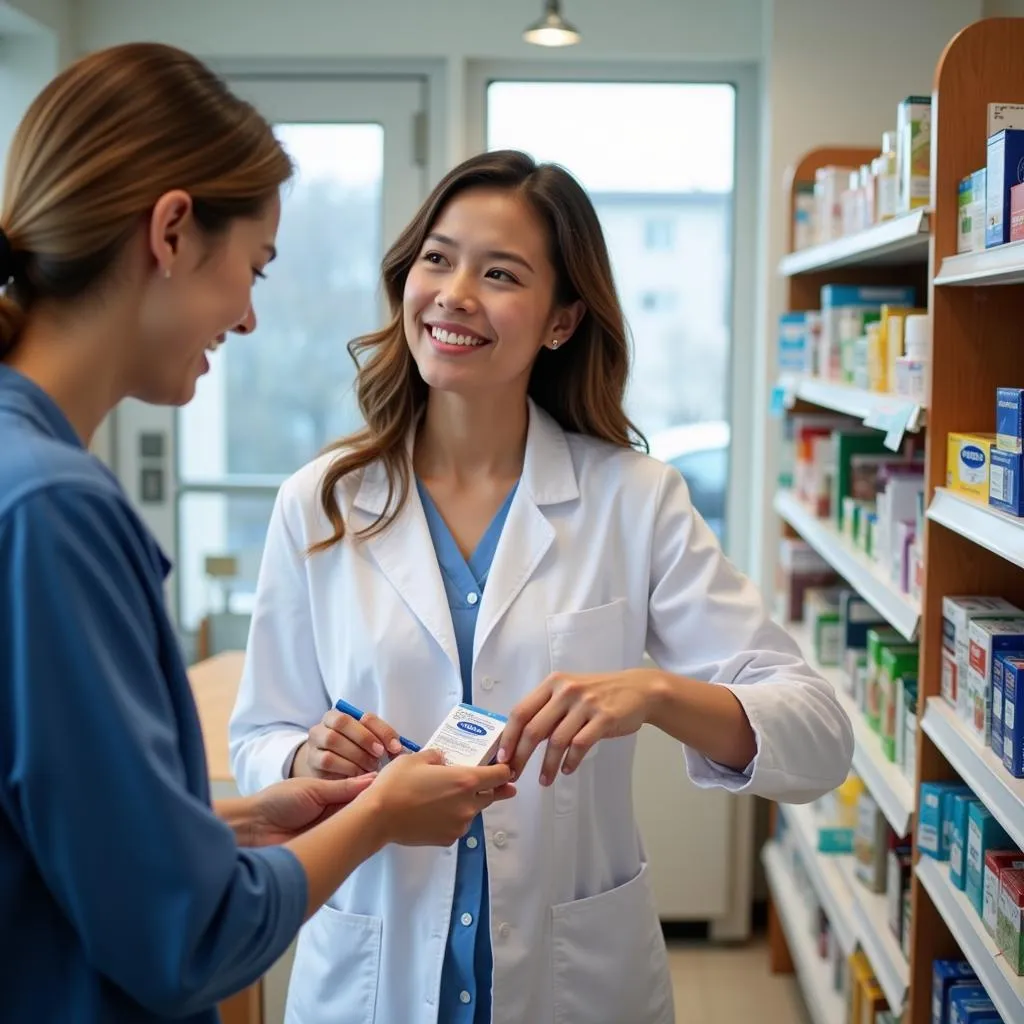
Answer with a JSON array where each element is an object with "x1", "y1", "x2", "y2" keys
[{"x1": 230, "y1": 149, "x2": 855, "y2": 1024}]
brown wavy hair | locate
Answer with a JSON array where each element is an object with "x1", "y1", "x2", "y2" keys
[
  {"x1": 0, "y1": 43, "x2": 292, "y2": 356},
  {"x1": 312, "y1": 149, "x2": 645, "y2": 553}
]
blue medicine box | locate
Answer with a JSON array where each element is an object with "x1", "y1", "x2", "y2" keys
[
  {"x1": 931, "y1": 962, "x2": 977, "y2": 1024},
  {"x1": 966, "y1": 801, "x2": 1012, "y2": 915},
  {"x1": 986, "y1": 129, "x2": 1024, "y2": 247},
  {"x1": 949, "y1": 793, "x2": 981, "y2": 890},
  {"x1": 990, "y1": 448, "x2": 1024, "y2": 516},
  {"x1": 1002, "y1": 655, "x2": 1024, "y2": 778},
  {"x1": 996, "y1": 387, "x2": 1024, "y2": 453},
  {"x1": 992, "y1": 655, "x2": 1009, "y2": 758},
  {"x1": 919, "y1": 781, "x2": 972, "y2": 859},
  {"x1": 941, "y1": 980, "x2": 986, "y2": 1024}
]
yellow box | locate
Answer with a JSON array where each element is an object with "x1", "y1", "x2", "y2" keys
[
  {"x1": 947, "y1": 432, "x2": 996, "y2": 501},
  {"x1": 877, "y1": 305, "x2": 926, "y2": 393},
  {"x1": 847, "y1": 950, "x2": 875, "y2": 1023},
  {"x1": 859, "y1": 979, "x2": 887, "y2": 1024}
]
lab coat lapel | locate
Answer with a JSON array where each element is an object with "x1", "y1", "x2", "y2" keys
[
  {"x1": 473, "y1": 400, "x2": 579, "y2": 660},
  {"x1": 353, "y1": 455, "x2": 460, "y2": 674}
]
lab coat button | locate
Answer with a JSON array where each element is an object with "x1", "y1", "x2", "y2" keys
[
  {"x1": 466, "y1": 592, "x2": 479, "y2": 605},
  {"x1": 493, "y1": 830, "x2": 508, "y2": 848},
  {"x1": 460, "y1": 991, "x2": 472, "y2": 1005},
  {"x1": 461, "y1": 912, "x2": 473, "y2": 926},
  {"x1": 465, "y1": 836, "x2": 479, "y2": 849},
  {"x1": 498, "y1": 922, "x2": 511, "y2": 939}
]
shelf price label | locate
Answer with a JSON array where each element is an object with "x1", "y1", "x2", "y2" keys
[
  {"x1": 769, "y1": 378, "x2": 798, "y2": 418},
  {"x1": 864, "y1": 401, "x2": 918, "y2": 451}
]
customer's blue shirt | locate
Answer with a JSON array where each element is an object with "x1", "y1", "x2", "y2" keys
[
  {"x1": 417, "y1": 478, "x2": 517, "y2": 1024},
  {"x1": 0, "y1": 366, "x2": 306, "y2": 1022}
]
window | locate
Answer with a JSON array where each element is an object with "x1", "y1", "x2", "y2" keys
[{"x1": 486, "y1": 80, "x2": 736, "y2": 547}]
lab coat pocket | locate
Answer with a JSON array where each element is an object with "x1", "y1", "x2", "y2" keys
[
  {"x1": 285, "y1": 905, "x2": 382, "y2": 1024},
  {"x1": 551, "y1": 862, "x2": 673, "y2": 1024},
  {"x1": 547, "y1": 599, "x2": 627, "y2": 816}
]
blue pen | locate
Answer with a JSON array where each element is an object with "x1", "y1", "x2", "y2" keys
[{"x1": 334, "y1": 698, "x2": 421, "y2": 753}]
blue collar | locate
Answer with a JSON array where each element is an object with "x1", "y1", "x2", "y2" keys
[{"x1": 0, "y1": 364, "x2": 86, "y2": 449}]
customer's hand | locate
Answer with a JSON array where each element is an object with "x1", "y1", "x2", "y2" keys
[
  {"x1": 293, "y1": 707, "x2": 405, "y2": 779},
  {"x1": 367, "y1": 750, "x2": 517, "y2": 847},
  {"x1": 247, "y1": 774, "x2": 378, "y2": 846}
]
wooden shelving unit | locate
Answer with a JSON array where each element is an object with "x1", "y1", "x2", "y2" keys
[{"x1": 763, "y1": 19, "x2": 1024, "y2": 1024}]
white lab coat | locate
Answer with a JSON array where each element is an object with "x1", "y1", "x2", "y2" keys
[{"x1": 230, "y1": 399, "x2": 853, "y2": 1024}]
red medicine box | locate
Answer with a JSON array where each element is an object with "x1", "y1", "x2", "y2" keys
[{"x1": 1011, "y1": 182, "x2": 1024, "y2": 242}]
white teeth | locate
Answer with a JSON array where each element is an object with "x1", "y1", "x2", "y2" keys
[{"x1": 431, "y1": 326, "x2": 485, "y2": 347}]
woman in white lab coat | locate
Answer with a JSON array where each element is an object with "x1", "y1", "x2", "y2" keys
[{"x1": 229, "y1": 150, "x2": 854, "y2": 1024}]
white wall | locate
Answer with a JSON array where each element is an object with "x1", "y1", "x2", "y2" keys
[
  {"x1": 748, "y1": 0, "x2": 985, "y2": 590},
  {"x1": 1, "y1": 0, "x2": 73, "y2": 62}
]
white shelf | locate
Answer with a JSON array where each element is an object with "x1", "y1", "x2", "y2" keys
[
  {"x1": 779, "y1": 210, "x2": 931, "y2": 276},
  {"x1": 774, "y1": 490, "x2": 921, "y2": 642},
  {"x1": 762, "y1": 842, "x2": 847, "y2": 1024},
  {"x1": 935, "y1": 240, "x2": 1024, "y2": 285},
  {"x1": 916, "y1": 856, "x2": 1024, "y2": 1024},
  {"x1": 921, "y1": 698, "x2": 1024, "y2": 852},
  {"x1": 780, "y1": 802, "x2": 857, "y2": 955},
  {"x1": 838, "y1": 859, "x2": 909, "y2": 1015},
  {"x1": 778, "y1": 376, "x2": 926, "y2": 439},
  {"x1": 784, "y1": 623, "x2": 915, "y2": 838},
  {"x1": 928, "y1": 488, "x2": 1024, "y2": 570}
]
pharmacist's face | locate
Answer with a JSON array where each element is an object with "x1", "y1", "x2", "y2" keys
[{"x1": 403, "y1": 187, "x2": 583, "y2": 397}]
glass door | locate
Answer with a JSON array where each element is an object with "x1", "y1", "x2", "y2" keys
[{"x1": 114, "y1": 77, "x2": 427, "y2": 656}]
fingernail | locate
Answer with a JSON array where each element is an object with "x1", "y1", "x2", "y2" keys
[
  {"x1": 497, "y1": 748, "x2": 507, "y2": 763},
  {"x1": 562, "y1": 764, "x2": 573, "y2": 775},
  {"x1": 509, "y1": 771, "x2": 518, "y2": 782},
  {"x1": 372, "y1": 742, "x2": 385, "y2": 757},
  {"x1": 540, "y1": 774, "x2": 550, "y2": 787},
  {"x1": 388, "y1": 739, "x2": 401, "y2": 755}
]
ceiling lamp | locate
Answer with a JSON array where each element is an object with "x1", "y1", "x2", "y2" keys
[{"x1": 523, "y1": 0, "x2": 581, "y2": 47}]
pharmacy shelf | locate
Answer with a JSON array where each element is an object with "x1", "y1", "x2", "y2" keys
[
  {"x1": 778, "y1": 375, "x2": 926, "y2": 436},
  {"x1": 920, "y1": 698, "x2": 1024, "y2": 853},
  {"x1": 780, "y1": 802, "x2": 857, "y2": 955},
  {"x1": 785, "y1": 622, "x2": 916, "y2": 838},
  {"x1": 916, "y1": 856, "x2": 1024, "y2": 1024},
  {"x1": 927, "y1": 487, "x2": 1024, "y2": 570},
  {"x1": 779, "y1": 209, "x2": 931, "y2": 276},
  {"x1": 935, "y1": 239, "x2": 1024, "y2": 286},
  {"x1": 838, "y1": 859, "x2": 910, "y2": 1015},
  {"x1": 762, "y1": 842, "x2": 847, "y2": 1024},
  {"x1": 774, "y1": 490, "x2": 921, "y2": 642}
]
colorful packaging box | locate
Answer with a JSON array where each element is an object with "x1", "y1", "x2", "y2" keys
[
  {"x1": 997, "y1": 868, "x2": 1024, "y2": 976},
  {"x1": 959, "y1": 170, "x2": 988, "y2": 253},
  {"x1": 919, "y1": 782, "x2": 972, "y2": 860},
  {"x1": 947, "y1": 433, "x2": 996, "y2": 503},
  {"x1": 986, "y1": 128, "x2": 1024, "y2": 247},
  {"x1": 942, "y1": 596, "x2": 1022, "y2": 711},
  {"x1": 1001, "y1": 656, "x2": 1024, "y2": 778},
  {"x1": 931, "y1": 961, "x2": 977, "y2": 1024},
  {"x1": 880, "y1": 648, "x2": 919, "y2": 762},
  {"x1": 949, "y1": 793, "x2": 982, "y2": 891},
  {"x1": 983, "y1": 849, "x2": 1024, "y2": 937},
  {"x1": 966, "y1": 618, "x2": 1024, "y2": 745},
  {"x1": 897, "y1": 95, "x2": 932, "y2": 214},
  {"x1": 997, "y1": 387, "x2": 1024, "y2": 453},
  {"x1": 967, "y1": 801, "x2": 1013, "y2": 915},
  {"x1": 990, "y1": 448, "x2": 1024, "y2": 517},
  {"x1": 1012, "y1": 182, "x2": 1024, "y2": 242}
]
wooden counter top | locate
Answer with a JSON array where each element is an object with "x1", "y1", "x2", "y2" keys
[{"x1": 187, "y1": 650, "x2": 246, "y2": 783}]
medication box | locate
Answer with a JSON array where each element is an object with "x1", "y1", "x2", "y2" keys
[
  {"x1": 967, "y1": 801, "x2": 1013, "y2": 916},
  {"x1": 422, "y1": 703, "x2": 507, "y2": 767},
  {"x1": 1001, "y1": 656, "x2": 1024, "y2": 778},
  {"x1": 1013, "y1": 182, "x2": 1024, "y2": 242},
  {"x1": 990, "y1": 448, "x2": 1024, "y2": 517},
  {"x1": 897, "y1": 95, "x2": 931, "y2": 214},
  {"x1": 986, "y1": 129, "x2": 1024, "y2": 247},
  {"x1": 949, "y1": 991, "x2": 1000, "y2": 1024},
  {"x1": 958, "y1": 169, "x2": 987, "y2": 253},
  {"x1": 932, "y1": 961, "x2": 979, "y2": 1024},
  {"x1": 997, "y1": 387, "x2": 1024, "y2": 453},
  {"x1": 991, "y1": 653, "x2": 1011, "y2": 759},
  {"x1": 983, "y1": 849, "x2": 1024, "y2": 937},
  {"x1": 777, "y1": 311, "x2": 813, "y2": 375},
  {"x1": 997, "y1": 868, "x2": 1024, "y2": 976},
  {"x1": 966, "y1": 618, "x2": 1024, "y2": 746},
  {"x1": 942, "y1": 596, "x2": 1021, "y2": 711},
  {"x1": 947, "y1": 433, "x2": 996, "y2": 502},
  {"x1": 948, "y1": 793, "x2": 981, "y2": 891},
  {"x1": 919, "y1": 781, "x2": 971, "y2": 860}
]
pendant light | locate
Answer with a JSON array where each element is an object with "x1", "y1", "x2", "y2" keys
[{"x1": 523, "y1": 0, "x2": 581, "y2": 47}]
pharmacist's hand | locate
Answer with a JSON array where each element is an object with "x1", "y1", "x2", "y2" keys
[
  {"x1": 500, "y1": 669, "x2": 659, "y2": 784},
  {"x1": 248, "y1": 774, "x2": 378, "y2": 847},
  {"x1": 368, "y1": 750, "x2": 516, "y2": 847},
  {"x1": 296, "y1": 708, "x2": 405, "y2": 779}
]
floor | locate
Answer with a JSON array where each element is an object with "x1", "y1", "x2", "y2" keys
[{"x1": 667, "y1": 936, "x2": 809, "y2": 1023}]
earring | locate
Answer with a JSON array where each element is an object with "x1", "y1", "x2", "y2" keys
[{"x1": 551, "y1": 338, "x2": 559, "y2": 349}]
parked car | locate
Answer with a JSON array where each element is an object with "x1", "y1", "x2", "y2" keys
[{"x1": 646, "y1": 420, "x2": 730, "y2": 543}]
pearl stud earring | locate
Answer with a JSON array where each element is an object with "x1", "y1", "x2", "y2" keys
[{"x1": 551, "y1": 338, "x2": 559, "y2": 349}]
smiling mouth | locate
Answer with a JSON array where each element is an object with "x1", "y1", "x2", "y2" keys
[{"x1": 427, "y1": 324, "x2": 491, "y2": 348}]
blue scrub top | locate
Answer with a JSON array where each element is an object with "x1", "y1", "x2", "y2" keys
[
  {"x1": 417, "y1": 478, "x2": 517, "y2": 1024},
  {"x1": 0, "y1": 366, "x2": 306, "y2": 1022}
]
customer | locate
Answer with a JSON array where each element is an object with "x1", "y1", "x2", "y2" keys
[
  {"x1": 0, "y1": 44, "x2": 514, "y2": 1024},
  {"x1": 230, "y1": 149, "x2": 855, "y2": 1024}
]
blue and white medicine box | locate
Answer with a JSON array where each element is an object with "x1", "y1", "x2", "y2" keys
[
  {"x1": 986, "y1": 129, "x2": 1024, "y2": 247},
  {"x1": 919, "y1": 781, "x2": 971, "y2": 860},
  {"x1": 932, "y1": 961, "x2": 977, "y2": 1024},
  {"x1": 1001, "y1": 655, "x2": 1024, "y2": 778},
  {"x1": 997, "y1": 387, "x2": 1024, "y2": 453},
  {"x1": 966, "y1": 801, "x2": 1012, "y2": 915},
  {"x1": 949, "y1": 793, "x2": 981, "y2": 891},
  {"x1": 777, "y1": 312, "x2": 812, "y2": 375},
  {"x1": 989, "y1": 448, "x2": 1024, "y2": 517}
]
